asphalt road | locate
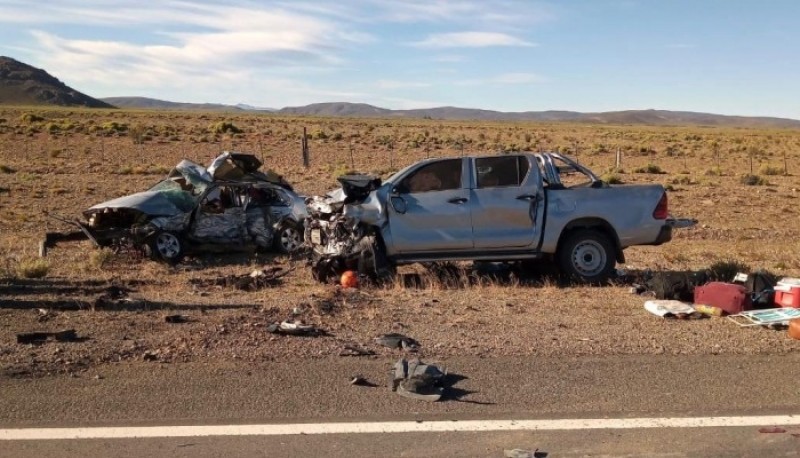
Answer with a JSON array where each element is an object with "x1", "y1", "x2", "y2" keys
[{"x1": 2, "y1": 355, "x2": 800, "y2": 457}]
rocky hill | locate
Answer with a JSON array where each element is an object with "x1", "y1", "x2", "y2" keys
[{"x1": 0, "y1": 56, "x2": 113, "y2": 108}]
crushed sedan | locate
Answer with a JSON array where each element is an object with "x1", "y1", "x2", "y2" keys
[{"x1": 45, "y1": 152, "x2": 307, "y2": 262}]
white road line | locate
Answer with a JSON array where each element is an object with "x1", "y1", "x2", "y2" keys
[{"x1": 2, "y1": 415, "x2": 800, "y2": 441}]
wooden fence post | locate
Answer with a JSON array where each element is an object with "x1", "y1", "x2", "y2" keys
[{"x1": 302, "y1": 127, "x2": 309, "y2": 167}]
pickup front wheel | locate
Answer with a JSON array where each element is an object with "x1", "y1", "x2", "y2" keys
[{"x1": 557, "y1": 230, "x2": 615, "y2": 283}]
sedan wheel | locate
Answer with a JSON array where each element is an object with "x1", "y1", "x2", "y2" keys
[
  {"x1": 148, "y1": 231, "x2": 184, "y2": 263},
  {"x1": 274, "y1": 222, "x2": 303, "y2": 254}
]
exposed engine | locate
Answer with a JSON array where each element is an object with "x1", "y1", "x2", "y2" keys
[{"x1": 304, "y1": 175, "x2": 390, "y2": 283}]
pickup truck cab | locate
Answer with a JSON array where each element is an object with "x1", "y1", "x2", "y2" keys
[{"x1": 305, "y1": 152, "x2": 694, "y2": 283}]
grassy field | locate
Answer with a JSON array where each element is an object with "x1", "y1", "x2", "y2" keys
[{"x1": 1, "y1": 106, "x2": 800, "y2": 377}]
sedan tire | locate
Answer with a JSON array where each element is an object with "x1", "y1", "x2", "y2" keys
[
  {"x1": 273, "y1": 221, "x2": 303, "y2": 254},
  {"x1": 146, "y1": 231, "x2": 184, "y2": 264}
]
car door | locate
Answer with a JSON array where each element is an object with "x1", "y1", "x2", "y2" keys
[
  {"x1": 470, "y1": 155, "x2": 543, "y2": 249},
  {"x1": 190, "y1": 184, "x2": 248, "y2": 244},
  {"x1": 387, "y1": 158, "x2": 473, "y2": 252}
]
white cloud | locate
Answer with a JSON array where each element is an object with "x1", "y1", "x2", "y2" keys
[
  {"x1": 431, "y1": 54, "x2": 465, "y2": 63},
  {"x1": 364, "y1": 0, "x2": 555, "y2": 25},
  {"x1": 490, "y1": 72, "x2": 546, "y2": 84},
  {"x1": 374, "y1": 80, "x2": 432, "y2": 89},
  {"x1": 411, "y1": 32, "x2": 536, "y2": 48},
  {"x1": 455, "y1": 72, "x2": 545, "y2": 86}
]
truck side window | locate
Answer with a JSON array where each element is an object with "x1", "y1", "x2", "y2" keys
[
  {"x1": 399, "y1": 159, "x2": 462, "y2": 193},
  {"x1": 476, "y1": 156, "x2": 530, "y2": 188}
]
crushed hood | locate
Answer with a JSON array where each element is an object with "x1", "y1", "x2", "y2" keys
[{"x1": 85, "y1": 190, "x2": 195, "y2": 217}]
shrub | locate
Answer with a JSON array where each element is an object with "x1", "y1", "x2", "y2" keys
[
  {"x1": 633, "y1": 163, "x2": 665, "y2": 174},
  {"x1": 0, "y1": 164, "x2": 15, "y2": 174},
  {"x1": 129, "y1": 123, "x2": 148, "y2": 145},
  {"x1": 758, "y1": 164, "x2": 783, "y2": 176},
  {"x1": 601, "y1": 172, "x2": 623, "y2": 184},
  {"x1": 704, "y1": 166, "x2": 723, "y2": 176},
  {"x1": 707, "y1": 260, "x2": 750, "y2": 282},
  {"x1": 209, "y1": 121, "x2": 242, "y2": 134},
  {"x1": 102, "y1": 121, "x2": 128, "y2": 133},
  {"x1": 16, "y1": 258, "x2": 49, "y2": 279},
  {"x1": 20, "y1": 113, "x2": 44, "y2": 123},
  {"x1": 740, "y1": 174, "x2": 767, "y2": 186}
]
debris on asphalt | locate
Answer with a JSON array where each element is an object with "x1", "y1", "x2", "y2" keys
[
  {"x1": 375, "y1": 333, "x2": 419, "y2": 350},
  {"x1": 17, "y1": 329, "x2": 79, "y2": 344},
  {"x1": 266, "y1": 320, "x2": 324, "y2": 336},
  {"x1": 391, "y1": 358, "x2": 446, "y2": 402}
]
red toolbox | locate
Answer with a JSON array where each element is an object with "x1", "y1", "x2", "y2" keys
[
  {"x1": 775, "y1": 278, "x2": 800, "y2": 308},
  {"x1": 694, "y1": 282, "x2": 752, "y2": 315}
]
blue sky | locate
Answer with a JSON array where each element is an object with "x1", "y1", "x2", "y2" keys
[{"x1": 0, "y1": 0, "x2": 798, "y2": 118}]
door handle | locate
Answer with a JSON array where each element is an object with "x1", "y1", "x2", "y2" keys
[
  {"x1": 447, "y1": 197, "x2": 468, "y2": 204},
  {"x1": 516, "y1": 194, "x2": 537, "y2": 201}
]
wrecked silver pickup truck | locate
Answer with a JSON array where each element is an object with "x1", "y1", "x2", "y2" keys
[
  {"x1": 46, "y1": 152, "x2": 307, "y2": 262},
  {"x1": 305, "y1": 152, "x2": 695, "y2": 283}
]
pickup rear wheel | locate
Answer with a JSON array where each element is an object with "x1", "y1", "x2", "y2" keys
[{"x1": 557, "y1": 230, "x2": 615, "y2": 283}]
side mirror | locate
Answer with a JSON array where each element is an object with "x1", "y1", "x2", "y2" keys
[{"x1": 390, "y1": 196, "x2": 407, "y2": 214}]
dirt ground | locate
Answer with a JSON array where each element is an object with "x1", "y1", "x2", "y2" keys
[{"x1": 2, "y1": 107, "x2": 800, "y2": 378}]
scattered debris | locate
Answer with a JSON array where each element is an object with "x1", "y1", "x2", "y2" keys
[
  {"x1": 339, "y1": 345, "x2": 375, "y2": 357},
  {"x1": 728, "y1": 308, "x2": 800, "y2": 327},
  {"x1": 693, "y1": 304, "x2": 724, "y2": 317},
  {"x1": 266, "y1": 320, "x2": 324, "y2": 336},
  {"x1": 164, "y1": 314, "x2": 188, "y2": 324},
  {"x1": 504, "y1": 449, "x2": 548, "y2": 458},
  {"x1": 340, "y1": 270, "x2": 359, "y2": 288},
  {"x1": 375, "y1": 333, "x2": 419, "y2": 350},
  {"x1": 36, "y1": 308, "x2": 55, "y2": 322},
  {"x1": 350, "y1": 376, "x2": 378, "y2": 387},
  {"x1": 17, "y1": 329, "x2": 79, "y2": 344},
  {"x1": 391, "y1": 358, "x2": 446, "y2": 402},
  {"x1": 190, "y1": 267, "x2": 292, "y2": 291},
  {"x1": 94, "y1": 284, "x2": 133, "y2": 308},
  {"x1": 643, "y1": 300, "x2": 698, "y2": 318}
]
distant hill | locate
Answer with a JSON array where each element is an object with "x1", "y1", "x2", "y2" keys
[
  {"x1": 101, "y1": 96, "x2": 262, "y2": 112},
  {"x1": 0, "y1": 56, "x2": 113, "y2": 108},
  {"x1": 277, "y1": 102, "x2": 800, "y2": 128}
]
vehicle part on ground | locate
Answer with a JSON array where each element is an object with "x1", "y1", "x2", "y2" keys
[{"x1": 391, "y1": 358, "x2": 446, "y2": 402}]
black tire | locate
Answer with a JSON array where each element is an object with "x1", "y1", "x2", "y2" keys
[
  {"x1": 556, "y1": 229, "x2": 616, "y2": 283},
  {"x1": 146, "y1": 231, "x2": 184, "y2": 263},
  {"x1": 273, "y1": 221, "x2": 303, "y2": 254}
]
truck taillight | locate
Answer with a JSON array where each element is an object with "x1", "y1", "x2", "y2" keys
[{"x1": 653, "y1": 192, "x2": 668, "y2": 220}]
